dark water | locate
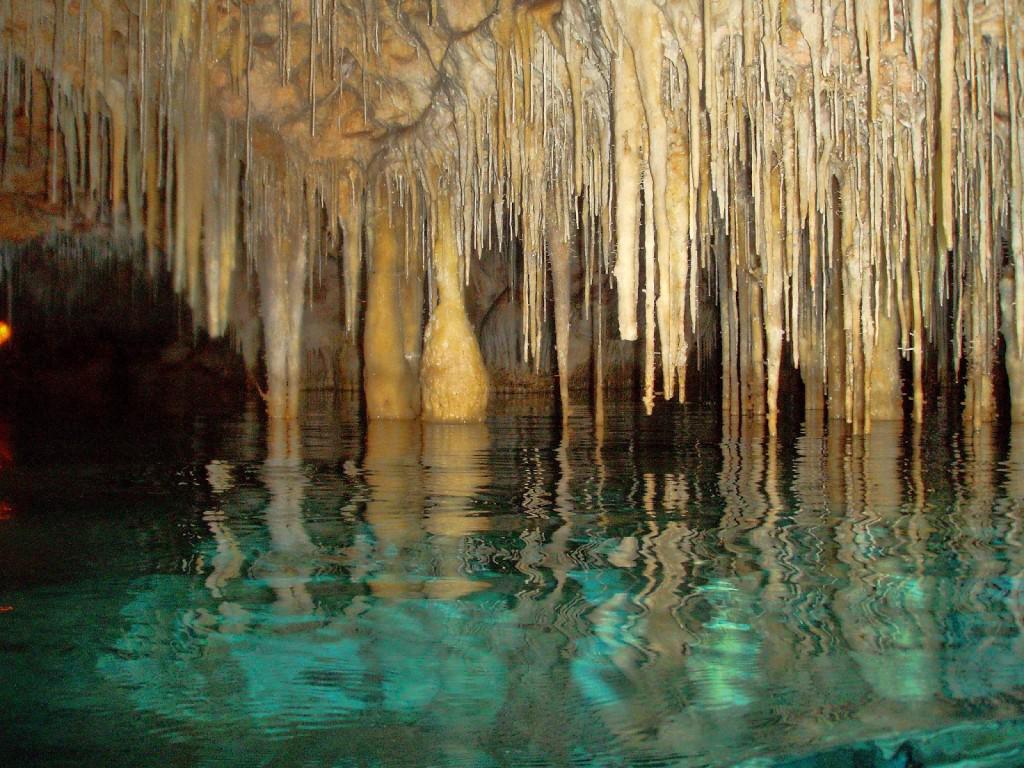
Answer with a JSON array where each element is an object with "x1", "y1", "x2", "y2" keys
[{"x1": 2, "y1": 394, "x2": 1024, "y2": 767}]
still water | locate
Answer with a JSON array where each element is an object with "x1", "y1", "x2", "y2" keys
[{"x1": 2, "y1": 394, "x2": 1024, "y2": 767}]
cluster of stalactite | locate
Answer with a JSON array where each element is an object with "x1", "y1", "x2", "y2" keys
[{"x1": 1, "y1": 1, "x2": 1024, "y2": 430}]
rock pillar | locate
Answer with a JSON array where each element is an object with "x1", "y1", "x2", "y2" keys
[
  {"x1": 364, "y1": 185, "x2": 421, "y2": 419},
  {"x1": 420, "y1": 194, "x2": 489, "y2": 422}
]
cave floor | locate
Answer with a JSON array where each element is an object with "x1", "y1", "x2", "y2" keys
[{"x1": 1, "y1": 394, "x2": 1023, "y2": 767}]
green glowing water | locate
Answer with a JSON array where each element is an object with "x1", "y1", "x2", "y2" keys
[{"x1": 2, "y1": 395, "x2": 1024, "y2": 766}]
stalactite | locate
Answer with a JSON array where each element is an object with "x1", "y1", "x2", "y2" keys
[
  {"x1": 615, "y1": 1, "x2": 671, "y2": 408},
  {"x1": 610, "y1": 35, "x2": 643, "y2": 343},
  {"x1": 125, "y1": 92, "x2": 144, "y2": 243},
  {"x1": 2, "y1": 48, "x2": 14, "y2": 185},
  {"x1": 144, "y1": 98, "x2": 160, "y2": 274},
  {"x1": 172, "y1": 111, "x2": 187, "y2": 294},
  {"x1": 203, "y1": 123, "x2": 240, "y2": 339},
  {"x1": 183, "y1": 34, "x2": 208, "y2": 321},
  {"x1": 641, "y1": 170, "x2": 655, "y2": 415},
  {"x1": 339, "y1": 168, "x2": 364, "y2": 335},
  {"x1": 937, "y1": 0, "x2": 955, "y2": 254},
  {"x1": 106, "y1": 82, "x2": 127, "y2": 232}
]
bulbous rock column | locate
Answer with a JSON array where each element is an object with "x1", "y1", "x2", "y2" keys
[{"x1": 420, "y1": 196, "x2": 489, "y2": 422}]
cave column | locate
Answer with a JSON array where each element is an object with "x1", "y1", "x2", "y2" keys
[
  {"x1": 799, "y1": 311, "x2": 826, "y2": 415},
  {"x1": 420, "y1": 190, "x2": 489, "y2": 422},
  {"x1": 548, "y1": 197, "x2": 573, "y2": 424},
  {"x1": 826, "y1": 187, "x2": 847, "y2": 423},
  {"x1": 257, "y1": 168, "x2": 308, "y2": 421},
  {"x1": 868, "y1": 273, "x2": 903, "y2": 423},
  {"x1": 364, "y1": 179, "x2": 421, "y2": 419},
  {"x1": 964, "y1": 292, "x2": 997, "y2": 429},
  {"x1": 1001, "y1": 270, "x2": 1024, "y2": 422}
]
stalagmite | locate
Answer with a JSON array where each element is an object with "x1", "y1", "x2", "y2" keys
[{"x1": 420, "y1": 190, "x2": 488, "y2": 423}]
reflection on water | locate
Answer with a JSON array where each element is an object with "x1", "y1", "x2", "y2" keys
[{"x1": 2, "y1": 399, "x2": 1024, "y2": 766}]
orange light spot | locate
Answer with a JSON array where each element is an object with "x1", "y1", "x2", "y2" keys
[
  {"x1": 0, "y1": 501, "x2": 12, "y2": 520},
  {"x1": 0, "y1": 321, "x2": 10, "y2": 347},
  {"x1": 0, "y1": 606, "x2": 13, "y2": 613}
]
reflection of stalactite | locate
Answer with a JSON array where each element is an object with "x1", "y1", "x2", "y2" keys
[
  {"x1": 421, "y1": 422, "x2": 491, "y2": 598},
  {"x1": 260, "y1": 417, "x2": 314, "y2": 614},
  {"x1": 251, "y1": 160, "x2": 308, "y2": 420},
  {"x1": 1003, "y1": 426, "x2": 1024, "y2": 660},
  {"x1": 363, "y1": 419, "x2": 426, "y2": 598},
  {"x1": 942, "y1": 424, "x2": 997, "y2": 699},
  {"x1": 362, "y1": 420, "x2": 491, "y2": 599},
  {"x1": 202, "y1": 460, "x2": 244, "y2": 599},
  {"x1": 790, "y1": 415, "x2": 839, "y2": 658},
  {"x1": 835, "y1": 423, "x2": 942, "y2": 704},
  {"x1": 79, "y1": 402, "x2": 1024, "y2": 759}
]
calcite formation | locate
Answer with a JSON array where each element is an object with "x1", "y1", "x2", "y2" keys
[{"x1": 0, "y1": 0, "x2": 1022, "y2": 431}]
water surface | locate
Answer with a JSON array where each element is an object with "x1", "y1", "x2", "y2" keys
[{"x1": 2, "y1": 396, "x2": 1024, "y2": 766}]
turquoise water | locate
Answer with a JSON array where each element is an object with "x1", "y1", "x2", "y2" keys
[{"x1": 2, "y1": 395, "x2": 1024, "y2": 766}]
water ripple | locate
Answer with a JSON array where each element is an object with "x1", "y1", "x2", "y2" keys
[{"x1": 3, "y1": 400, "x2": 1024, "y2": 766}]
